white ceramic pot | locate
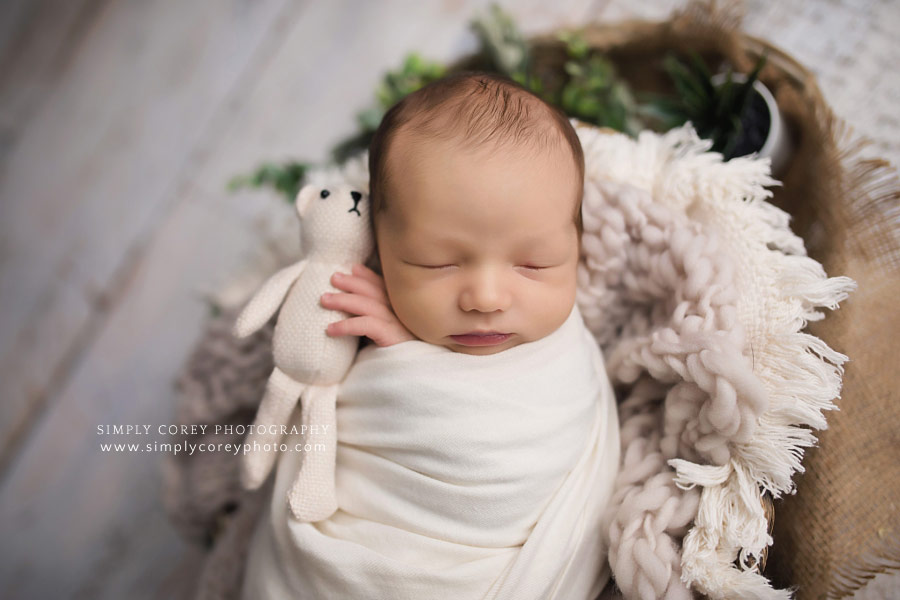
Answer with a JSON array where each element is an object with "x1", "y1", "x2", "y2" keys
[{"x1": 711, "y1": 72, "x2": 792, "y2": 177}]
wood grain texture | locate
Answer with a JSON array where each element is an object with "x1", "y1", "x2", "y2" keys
[
  {"x1": 0, "y1": 0, "x2": 292, "y2": 480},
  {"x1": 0, "y1": 0, "x2": 896, "y2": 598},
  {"x1": 0, "y1": 0, "x2": 108, "y2": 168}
]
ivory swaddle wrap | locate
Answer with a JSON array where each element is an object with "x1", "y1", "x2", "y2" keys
[{"x1": 241, "y1": 304, "x2": 620, "y2": 599}]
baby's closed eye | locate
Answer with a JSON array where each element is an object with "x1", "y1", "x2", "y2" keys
[
  {"x1": 404, "y1": 261, "x2": 557, "y2": 272},
  {"x1": 514, "y1": 263, "x2": 561, "y2": 279},
  {"x1": 403, "y1": 261, "x2": 458, "y2": 270}
]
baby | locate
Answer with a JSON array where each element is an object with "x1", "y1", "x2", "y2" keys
[{"x1": 241, "y1": 72, "x2": 620, "y2": 600}]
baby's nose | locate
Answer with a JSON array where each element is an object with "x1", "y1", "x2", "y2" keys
[{"x1": 458, "y1": 267, "x2": 511, "y2": 313}]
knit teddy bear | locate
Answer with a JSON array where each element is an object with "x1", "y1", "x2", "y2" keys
[{"x1": 232, "y1": 179, "x2": 373, "y2": 522}]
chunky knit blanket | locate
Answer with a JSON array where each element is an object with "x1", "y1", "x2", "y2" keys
[{"x1": 163, "y1": 123, "x2": 854, "y2": 600}]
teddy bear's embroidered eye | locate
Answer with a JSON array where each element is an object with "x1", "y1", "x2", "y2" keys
[{"x1": 320, "y1": 189, "x2": 330, "y2": 199}]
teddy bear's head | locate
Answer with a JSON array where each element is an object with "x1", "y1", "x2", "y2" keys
[{"x1": 294, "y1": 182, "x2": 373, "y2": 263}]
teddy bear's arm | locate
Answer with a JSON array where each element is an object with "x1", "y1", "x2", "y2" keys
[{"x1": 232, "y1": 259, "x2": 308, "y2": 338}]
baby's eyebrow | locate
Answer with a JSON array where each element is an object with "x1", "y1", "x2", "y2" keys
[
  {"x1": 517, "y1": 233, "x2": 552, "y2": 245},
  {"x1": 514, "y1": 233, "x2": 570, "y2": 249}
]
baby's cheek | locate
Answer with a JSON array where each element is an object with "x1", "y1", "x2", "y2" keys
[
  {"x1": 391, "y1": 281, "x2": 446, "y2": 333},
  {"x1": 395, "y1": 282, "x2": 440, "y2": 316},
  {"x1": 537, "y1": 278, "x2": 578, "y2": 332},
  {"x1": 382, "y1": 271, "x2": 416, "y2": 301},
  {"x1": 393, "y1": 300, "x2": 439, "y2": 344}
]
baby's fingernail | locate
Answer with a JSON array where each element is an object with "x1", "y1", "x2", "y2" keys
[
  {"x1": 321, "y1": 293, "x2": 332, "y2": 300},
  {"x1": 332, "y1": 272, "x2": 343, "y2": 280}
]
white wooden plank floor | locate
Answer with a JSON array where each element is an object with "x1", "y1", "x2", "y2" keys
[{"x1": 0, "y1": 0, "x2": 897, "y2": 598}]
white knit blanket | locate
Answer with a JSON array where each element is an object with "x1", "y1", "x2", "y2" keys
[
  {"x1": 240, "y1": 304, "x2": 620, "y2": 600},
  {"x1": 571, "y1": 122, "x2": 855, "y2": 599}
]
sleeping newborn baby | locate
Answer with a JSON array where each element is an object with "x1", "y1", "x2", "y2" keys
[{"x1": 241, "y1": 71, "x2": 620, "y2": 599}]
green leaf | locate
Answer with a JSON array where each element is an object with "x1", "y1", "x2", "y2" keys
[
  {"x1": 227, "y1": 161, "x2": 310, "y2": 203},
  {"x1": 357, "y1": 106, "x2": 384, "y2": 131},
  {"x1": 655, "y1": 50, "x2": 772, "y2": 160},
  {"x1": 558, "y1": 30, "x2": 589, "y2": 60},
  {"x1": 469, "y1": 3, "x2": 530, "y2": 76},
  {"x1": 565, "y1": 61, "x2": 583, "y2": 77},
  {"x1": 688, "y1": 52, "x2": 715, "y2": 97}
]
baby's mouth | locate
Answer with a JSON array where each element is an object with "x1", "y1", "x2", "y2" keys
[{"x1": 449, "y1": 332, "x2": 512, "y2": 347}]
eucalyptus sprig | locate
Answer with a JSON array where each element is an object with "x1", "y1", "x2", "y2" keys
[
  {"x1": 469, "y1": 3, "x2": 542, "y2": 93},
  {"x1": 557, "y1": 30, "x2": 642, "y2": 136},
  {"x1": 470, "y1": 11, "x2": 641, "y2": 134}
]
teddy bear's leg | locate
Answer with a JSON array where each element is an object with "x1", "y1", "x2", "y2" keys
[
  {"x1": 287, "y1": 383, "x2": 339, "y2": 522},
  {"x1": 239, "y1": 367, "x2": 306, "y2": 490}
]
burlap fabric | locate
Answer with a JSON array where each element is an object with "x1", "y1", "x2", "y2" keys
[{"x1": 162, "y1": 3, "x2": 899, "y2": 598}]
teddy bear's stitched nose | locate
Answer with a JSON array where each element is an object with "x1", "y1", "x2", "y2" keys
[{"x1": 348, "y1": 190, "x2": 363, "y2": 216}]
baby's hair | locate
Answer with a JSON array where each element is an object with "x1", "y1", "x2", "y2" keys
[{"x1": 368, "y1": 71, "x2": 584, "y2": 238}]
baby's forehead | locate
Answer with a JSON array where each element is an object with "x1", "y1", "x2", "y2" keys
[
  {"x1": 382, "y1": 123, "x2": 579, "y2": 207},
  {"x1": 384, "y1": 141, "x2": 578, "y2": 228},
  {"x1": 387, "y1": 122, "x2": 569, "y2": 174}
]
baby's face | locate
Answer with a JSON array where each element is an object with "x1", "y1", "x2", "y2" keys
[{"x1": 375, "y1": 134, "x2": 580, "y2": 355}]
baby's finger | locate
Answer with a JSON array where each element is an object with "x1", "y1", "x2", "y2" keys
[
  {"x1": 326, "y1": 316, "x2": 400, "y2": 347},
  {"x1": 351, "y1": 264, "x2": 388, "y2": 291},
  {"x1": 330, "y1": 271, "x2": 388, "y2": 303},
  {"x1": 320, "y1": 291, "x2": 392, "y2": 321},
  {"x1": 325, "y1": 315, "x2": 375, "y2": 339}
]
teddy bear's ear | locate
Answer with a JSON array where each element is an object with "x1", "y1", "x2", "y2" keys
[{"x1": 294, "y1": 185, "x2": 317, "y2": 216}]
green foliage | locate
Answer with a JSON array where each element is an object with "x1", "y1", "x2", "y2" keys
[
  {"x1": 372, "y1": 53, "x2": 447, "y2": 118},
  {"x1": 470, "y1": 8, "x2": 640, "y2": 133},
  {"x1": 469, "y1": 3, "x2": 542, "y2": 94},
  {"x1": 332, "y1": 52, "x2": 446, "y2": 164},
  {"x1": 226, "y1": 160, "x2": 310, "y2": 204},
  {"x1": 557, "y1": 31, "x2": 642, "y2": 136},
  {"x1": 205, "y1": 297, "x2": 222, "y2": 318},
  {"x1": 645, "y1": 51, "x2": 767, "y2": 158},
  {"x1": 231, "y1": 6, "x2": 745, "y2": 199},
  {"x1": 228, "y1": 54, "x2": 445, "y2": 198}
]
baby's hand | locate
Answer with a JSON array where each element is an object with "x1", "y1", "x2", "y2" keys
[{"x1": 321, "y1": 264, "x2": 416, "y2": 347}]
